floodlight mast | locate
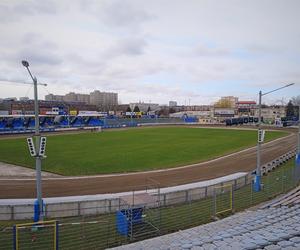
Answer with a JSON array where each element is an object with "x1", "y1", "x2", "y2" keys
[
  {"x1": 254, "y1": 83, "x2": 295, "y2": 192},
  {"x1": 21, "y1": 60, "x2": 43, "y2": 221}
]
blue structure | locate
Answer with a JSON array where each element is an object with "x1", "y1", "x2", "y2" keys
[
  {"x1": 33, "y1": 199, "x2": 44, "y2": 222},
  {"x1": 12, "y1": 118, "x2": 24, "y2": 130},
  {"x1": 183, "y1": 116, "x2": 198, "y2": 123},
  {"x1": 116, "y1": 207, "x2": 144, "y2": 236},
  {"x1": 86, "y1": 117, "x2": 103, "y2": 127},
  {"x1": 253, "y1": 175, "x2": 261, "y2": 192},
  {"x1": 0, "y1": 116, "x2": 186, "y2": 134},
  {"x1": 296, "y1": 153, "x2": 300, "y2": 168}
]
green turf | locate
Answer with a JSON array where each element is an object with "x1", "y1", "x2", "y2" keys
[{"x1": 0, "y1": 127, "x2": 287, "y2": 175}]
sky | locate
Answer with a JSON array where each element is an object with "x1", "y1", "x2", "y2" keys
[{"x1": 0, "y1": 0, "x2": 299, "y2": 105}]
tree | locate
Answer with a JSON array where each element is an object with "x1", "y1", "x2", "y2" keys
[
  {"x1": 169, "y1": 107, "x2": 176, "y2": 114},
  {"x1": 214, "y1": 99, "x2": 233, "y2": 108},
  {"x1": 133, "y1": 106, "x2": 140, "y2": 112},
  {"x1": 158, "y1": 107, "x2": 169, "y2": 116},
  {"x1": 291, "y1": 95, "x2": 300, "y2": 119},
  {"x1": 286, "y1": 100, "x2": 295, "y2": 118},
  {"x1": 147, "y1": 106, "x2": 151, "y2": 112},
  {"x1": 126, "y1": 106, "x2": 132, "y2": 112},
  {"x1": 292, "y1": 95, "x2": 300, "y2": 106}
]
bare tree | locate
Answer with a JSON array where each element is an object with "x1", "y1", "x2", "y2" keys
[{"x1": 291, "y1": 95, "x2": 300, "y2": 106}]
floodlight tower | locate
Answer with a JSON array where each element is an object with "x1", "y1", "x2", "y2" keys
[
  {"x1": 22, "y1": 60, "x2": 43, "y2": 220},
  {"x1": 254, "y1": 83, "x2": 295, "y2": 192}
]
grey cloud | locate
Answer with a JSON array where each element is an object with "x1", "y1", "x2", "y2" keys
[
  {"x1": 116, "y1": 38, "x2": 147, "y2": 56},
  {"x1": 18, "y1": 49, "x2": 62, "y2": 66},
  {"x1": 0, "y1": 4, "x2": 14, "y2": 22},
  {"x1": 82, "y1": 0, "x2": 153, "y2": 31},
  {"x1": 21, "y1": 33, "x2": 59, "y2": 50},
  {"x1": 13, "y1": 0, "x2": 57, "y2": 15},
  {"x1": 103, "y1": 37, "x2": 147, "y2": 58},
  {"x1": 193, "y1": 45, "x2": 231, "y2": 57},
  {"x1": 0, "y1": 0, "x2": 57, "y2": 22}
]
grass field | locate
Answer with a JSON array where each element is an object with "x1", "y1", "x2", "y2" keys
[{"x1": 0, "y1": 127, "x2": 287, "y2": 175}]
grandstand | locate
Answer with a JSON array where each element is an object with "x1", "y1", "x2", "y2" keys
[{"x1": 0, "y1": 115, "x2": 187, "y2": 134}]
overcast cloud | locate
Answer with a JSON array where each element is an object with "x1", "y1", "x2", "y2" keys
[{"x1": 0, "y1": 0, "x2": 299, "y2": 105}]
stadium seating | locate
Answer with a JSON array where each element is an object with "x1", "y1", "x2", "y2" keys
[
  {"x1": 0, "y1": 118, "x2": 8, "y2": 130},
  {"x1": 85, "y1": 117, "x2": 103, "y2": 127},
  {"x1": 40, "y1": 117, "x2": 54, "y2": 128},
  {"x1": 112, "y1": 203, "x2": 300, "y2": 250},
  {"x1": 103, "y1": 118, "x2": 122, "y2": 128}
]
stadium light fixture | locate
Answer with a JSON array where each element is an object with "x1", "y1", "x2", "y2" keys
[
  {"x1": 22, "y1": 60, "x2": 44, "y2": 221},
  {"x1": 254, "y1": 83, "x2": 295, "y2": 192}
]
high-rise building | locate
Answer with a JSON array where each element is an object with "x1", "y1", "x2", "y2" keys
[
  {"x1": 45, "y1": 94, "x2": 64, "y2": 102},
  {"x1": 169, "y1": 101, "x2": 177, "y2": 107},
  {"x1": 45, "y1": 90, "x2": 117, "y2": 110},
  {"x1": 89, "y1": 90, "x2": 118, "y2": 110}
]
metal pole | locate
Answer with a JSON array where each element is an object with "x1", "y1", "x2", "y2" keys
[
  {"x1": 254, "y1": 91, "x2": 262, "y2": 191},
  {"x1": 25, "y1": 64, "x2": 43, "y2": 220},
  {"x1": 298, "y1": 105, "x2": 300, "y2": 155},
  {"x1": 33, "y1": 76, "x2": 43, "y2": 220}
]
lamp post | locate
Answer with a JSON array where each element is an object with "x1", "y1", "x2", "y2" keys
[
  {"x1": 22, "y1": 60, "x2": 43, "y2": 220},
  {"x1": 254, "y1": 83, "x2": 295, "y2": 192}
]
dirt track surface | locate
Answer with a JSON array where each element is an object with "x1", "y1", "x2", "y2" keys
[{"x1": 0, "y1": 127, "x2": 297, "y2": 199}]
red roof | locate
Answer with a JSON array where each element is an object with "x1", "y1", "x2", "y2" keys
[{"x1": 237, "y1": 101, "x2": 256, "y2": 104}]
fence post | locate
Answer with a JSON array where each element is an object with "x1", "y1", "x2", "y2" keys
[
  {"x1": 213, "y1": 188, "x2": 216, "y2": 218},
  {"x1": 13, "y1": 225, "x2": 17, "y2": 250},
  {"x1": 11, "y1": 206, "x2": 14, "y2": 221},
  {"x1": 55, "y1": 221, "x2": 59, "y2": 250},
  {"x1": 281, "y1": 167, "x2": 284, "y2": 193},
  {"x1": 232, "y1": 185, "x2": 235, "y2": 212},
  {"x1": 108, "y1": 199, "x2": 112, "y2": 213},
  {"x1": 250, "y1": 179, "x2": 253, "y2": 206},
  {"x1": 185, "y1": 190, "x2": 189, "y2": 203},
  {"x1": 78, "y1": 202, "x2": 81, "y2": 216}
]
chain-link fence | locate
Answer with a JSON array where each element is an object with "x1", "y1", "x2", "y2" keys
[{"x1": 1, "y1": 158, "x2": 299, "y2": 250}]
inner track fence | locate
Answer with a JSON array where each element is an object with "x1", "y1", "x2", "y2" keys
[{"x1": 1, "y1": 158, "x2": 300, "y2": 250}]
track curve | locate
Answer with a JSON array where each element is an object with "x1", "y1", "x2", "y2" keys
[{"x1": 0, "y1": 127, "x2": 297, "y2": 199}]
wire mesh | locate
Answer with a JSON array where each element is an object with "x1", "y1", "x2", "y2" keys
[{"x1": 14, "y1": 221, "x2": 57, "y2": 250}]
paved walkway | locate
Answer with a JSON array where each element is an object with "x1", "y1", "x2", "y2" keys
[{"x1": 0, "y1": 162, "x2": 60, "y2": 178}]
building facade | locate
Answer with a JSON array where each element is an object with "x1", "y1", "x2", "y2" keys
[
  {"x1": 169, "y1": 101, "x2": 177, "y2": 107},
  {"x1": 45, "y1": 94, "x2": 64, "y2": 102},
  {"x1": 89, "y1": 90, "x2": 118, "y2": 111},
  {"x1": 46, "y1": 90, "x2": 118, "y2": 111},
  {"x1": 254, "y1": 106, "x2": 286, "y2": 123},
  {"x1": 129, "y1": 102, "x2": 160, "y2": 113}
]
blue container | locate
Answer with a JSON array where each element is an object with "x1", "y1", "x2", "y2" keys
[{"x1": 116, "y1": 207, "x2": 144, "y2": 236}]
